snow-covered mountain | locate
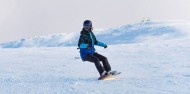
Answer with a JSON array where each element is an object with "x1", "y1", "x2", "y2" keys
[{"x1": 0, "y1": 21, "x2": 189, "y2": 48}]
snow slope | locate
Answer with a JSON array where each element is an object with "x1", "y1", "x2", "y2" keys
[
  {"x1": 0, "y1": 41, "x2": 190, "y2": 94},
  {"x1": 0, "y1": 21, "x2": 189, "y2": 48},
  {"x1": 0, "y1": 21, "x2": 190, "y2": 94}
]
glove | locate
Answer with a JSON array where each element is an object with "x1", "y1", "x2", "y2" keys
[
  {"x1": 87, "y1": 44, "x2": 92, "y2": 49},
  {"x1": 104, "y1": 45, "x2": 107, "y2": 49}
]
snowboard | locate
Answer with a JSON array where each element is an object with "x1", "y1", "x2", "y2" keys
[{"x1": 98, "y1": 71, "x2": 121, "y2": 80}]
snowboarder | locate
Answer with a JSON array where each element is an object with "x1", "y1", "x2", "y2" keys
[{"x1": 78, "y1": 20, "x2": 112, "y2": 77}]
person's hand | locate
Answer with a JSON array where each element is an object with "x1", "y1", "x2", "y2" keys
[
  {"x1": 104, "y1": 45, "x2": 107, "y2": 49},
  {"x1": 87, "y1": 46, "x2": 91, "y2": 49}
]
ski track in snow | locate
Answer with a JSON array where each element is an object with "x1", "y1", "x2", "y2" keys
[{"x1": 0, "y1": 38, "x2": 190, "y2": 94}]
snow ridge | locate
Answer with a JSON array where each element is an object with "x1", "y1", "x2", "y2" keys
[{"x1": 0, "y1": 21, "x2": 188, "y2": 48}]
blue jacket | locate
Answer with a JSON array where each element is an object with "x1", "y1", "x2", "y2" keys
[{"x1": 78, "y1": 30, "x2": 107, "y2": 60}]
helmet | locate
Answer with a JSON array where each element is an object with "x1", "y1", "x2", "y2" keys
[{"x1": 83, "y1": 20, "x2": 92, "y2": 27}]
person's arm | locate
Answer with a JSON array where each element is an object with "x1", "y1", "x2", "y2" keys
[
  {"x1": 91, "y1": 32, "x2": 107, "y2": 48},
  {"x1": 97, "y1": 41, "x2": 107, "y2": 48},
  {"x1": 78, "y1": 34, "x2": 89, "y2": 49}
]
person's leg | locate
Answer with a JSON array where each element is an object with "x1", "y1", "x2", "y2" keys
[
  {"x1": 93, "y1": 53, "x2": 111, "y2": 72},
  {"x1": 84, "y1": 54, "x2": 105, "y2": 76}
]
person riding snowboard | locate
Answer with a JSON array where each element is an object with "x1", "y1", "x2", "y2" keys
[{"x1": 78, "y1": 20, "x2": 112, "y2": 77}]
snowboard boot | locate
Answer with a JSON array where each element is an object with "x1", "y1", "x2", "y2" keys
[
  {"x1": 101, "y1": 71, "x2": 108, "y2": 77},
  {"x1": 110, "y1": 71, "x2": 121, "y2": 75}
]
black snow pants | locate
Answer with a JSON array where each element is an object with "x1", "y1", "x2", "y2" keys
[{"x1": 84, "y1": 52, "x2": 111, "y2": 76}]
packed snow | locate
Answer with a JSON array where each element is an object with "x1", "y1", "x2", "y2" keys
[{"x1": 0, "y1": 21, "x2": 190, "y2": 94}]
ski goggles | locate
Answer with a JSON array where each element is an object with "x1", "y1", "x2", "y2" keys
[{"x1": 83, "y1": 24, "x2": 92, "y2": 28}]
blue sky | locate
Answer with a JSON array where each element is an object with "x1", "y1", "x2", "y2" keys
[{"x1": 0, "y1": 0, "x2": 190, "y2": 43}]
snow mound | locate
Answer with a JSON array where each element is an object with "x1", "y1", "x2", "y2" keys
[
  {"x1": 0, "y1": 21, "x2": 189, "y2": 48},
  {"x1": 0, "y1": 33, "x2": 79, "y2": 48}
]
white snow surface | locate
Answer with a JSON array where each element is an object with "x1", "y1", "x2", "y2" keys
[{"x1": 0, "y1": 21, "x2": 190, "y2": 94}]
